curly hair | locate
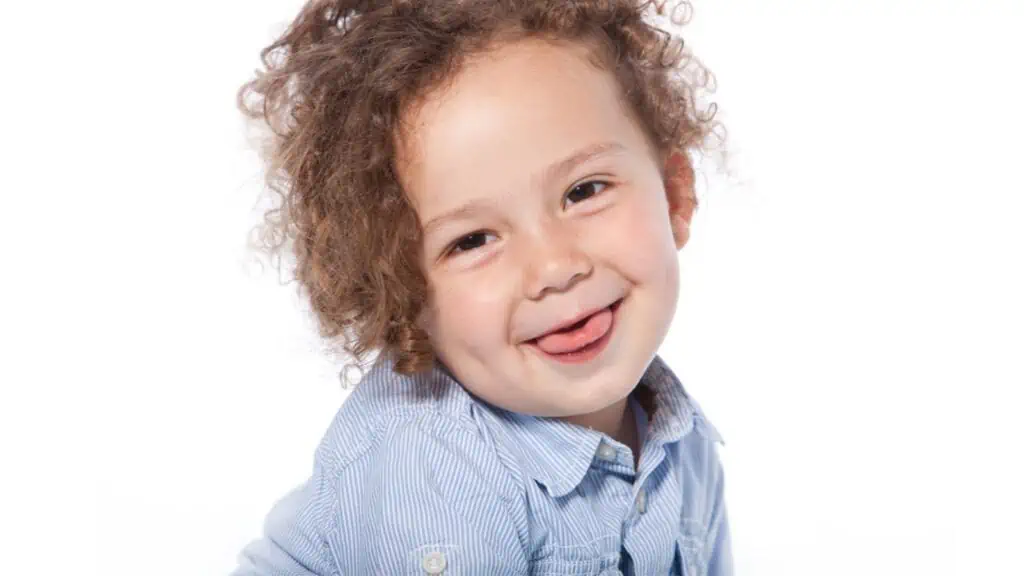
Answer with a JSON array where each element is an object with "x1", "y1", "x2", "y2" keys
[{"x1": 237, "y1": 0, "x2": 721, "y2": 376}]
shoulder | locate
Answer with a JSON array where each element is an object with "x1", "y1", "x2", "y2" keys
[
  {"x1": 315, "y1": 358, "x2": 482, "y2": 469},
  {"x1": 687, "y1": 394, "x2": 726, "y2": 447},
  {"x1": 647, "y1": 361, "x2": 730, "y2": 568},
  {"x1": 312, "y1": 360, "x2": 530, "y2": 571},
  {"x1": 644, "y1": 356, "x2": 726, "y2": 487},
  {"x1": 677, "y1": 390, "x2": 726, "y2": 483}
]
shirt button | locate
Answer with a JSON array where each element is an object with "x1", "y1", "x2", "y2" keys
[
  {"x1": 422, "y1": 551, "x2": 447, "y2": 574},
  {"x1": 597, "y1": 443, "x2": 617, "y2": 461},
  {"x1": 635, "y1": 489, "x2": 648, "y2": 514}
]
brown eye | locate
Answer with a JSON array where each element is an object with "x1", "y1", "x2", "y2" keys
[
  {"x1": 447, "y1": 231, "x2": 495, "y2": 256},
  {"x1": 564, "y1": 181, "x2": 608, "y2": 207}
]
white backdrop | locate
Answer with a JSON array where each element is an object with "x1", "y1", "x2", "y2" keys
[{"x1": 1, "y1": 1, "x2": 1021, "y2": 574}]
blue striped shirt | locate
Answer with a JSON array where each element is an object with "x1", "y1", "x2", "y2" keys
[{"x1": 232, "y1": 355, "x2": 731, "y2": 575}]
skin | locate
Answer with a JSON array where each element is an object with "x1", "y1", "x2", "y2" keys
[{"x1": 395, "y1": 36, "x2": 696, "y2": 446}]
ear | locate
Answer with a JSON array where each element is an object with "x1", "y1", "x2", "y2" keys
[
  {"x1": 414, "y1": 300, "x2": 436, "y2": 335},
  {"x1": 662, "y1": 149, "x2": 698, "y2": 250}
]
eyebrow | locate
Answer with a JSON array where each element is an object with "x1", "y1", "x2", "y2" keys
[
  {"x1": 539, "y1": 141, "x2": 628, "y2": 188},
  {"x1": 422, "y1": 141, "x2": 628, "y2": 235}
]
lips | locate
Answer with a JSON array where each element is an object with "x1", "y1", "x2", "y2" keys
[{"x1": 529, "y1": 299, "x2": 622, "y2": 355}]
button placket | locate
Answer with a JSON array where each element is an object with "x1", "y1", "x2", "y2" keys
[
  {"x1": 635, "y1": 489, "x2": 647, "y2": 515},
  {"x1": 597, "y1": 442, "x2": 617, "y2": 462}
]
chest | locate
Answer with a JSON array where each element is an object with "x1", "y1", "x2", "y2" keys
[{"x1": 523, "y1": 459, "x2": 712, "y2": 576}]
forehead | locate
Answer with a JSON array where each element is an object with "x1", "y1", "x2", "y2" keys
[{"x1": 396, "y1": 38, "x2": 654, "y2": 215}]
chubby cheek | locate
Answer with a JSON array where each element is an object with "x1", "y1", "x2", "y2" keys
[
  {"x1": 598, "y1": 192, "x2": 680, "y2": 289},
  {"x1": 427, "y1": 272, "x2": 513, "y2": 360}
]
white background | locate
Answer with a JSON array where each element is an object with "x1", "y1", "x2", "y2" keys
[{"x1": 1, "y1": 1, "x2": 1021, "y2": 574}]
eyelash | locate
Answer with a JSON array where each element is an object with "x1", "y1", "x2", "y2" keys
[{"x1": 443, "y1": 179, "x2": 611, "y2": 258}]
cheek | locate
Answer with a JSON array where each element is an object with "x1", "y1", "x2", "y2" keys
[
  {"x1": 427, "y1": 273, "x2": 512, "y2": 351},
  {"x1": 598, "y1": 192, "x2": 678, "y2": 281}
]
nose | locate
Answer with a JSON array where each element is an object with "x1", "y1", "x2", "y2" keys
[{"x1": 522, "y1": 225, "x2": 593, "y2": 300}]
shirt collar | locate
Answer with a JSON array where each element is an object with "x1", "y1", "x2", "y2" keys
[
  {"x1": 488, "y1": 355, "x2": 721, "y2": 497},
  {"x1": 641, "y1": 355, "x2": 724, "y2": 445},
  {"x1": 499, "y1": 410, "x2": 603, "y2": 497}
]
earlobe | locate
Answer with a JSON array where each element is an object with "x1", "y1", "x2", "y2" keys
[
  {"x1": 671, "y1": 213, "x2": 691, "y2": 250},
  {"x1": 663, "y1": 149, "x2": 697, "y2": 250},
  {"x1": 414, "y1": 300, "x2": 435, "y2": 335}
]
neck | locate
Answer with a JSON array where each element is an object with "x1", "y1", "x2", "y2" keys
[{"x1": 563, "y1": 396, "x2": 637, "y2": 450}]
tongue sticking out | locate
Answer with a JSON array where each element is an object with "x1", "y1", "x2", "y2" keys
[{"x1": 534, "y1": 307, "x2": 613, "y2": 354}]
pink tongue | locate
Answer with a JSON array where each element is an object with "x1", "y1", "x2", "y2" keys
[{"x1": 534, "y1": 307, "x2": 613, "y2": 354}]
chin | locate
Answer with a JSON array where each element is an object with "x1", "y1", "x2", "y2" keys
[{"x1": 554, "y1": 372, "x2": 636, "y2": 414}]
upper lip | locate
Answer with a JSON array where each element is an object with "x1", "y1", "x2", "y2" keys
[{"x1": 529, "y1": 300, "x2": 619, "y2": 341}]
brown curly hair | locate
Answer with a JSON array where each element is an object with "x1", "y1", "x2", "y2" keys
[{"x1": 237, "y1": 0, "x2": 721, "y2": 377}]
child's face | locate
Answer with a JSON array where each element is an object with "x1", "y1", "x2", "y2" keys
[{"x1": 397, "y1": 38, "x2": 695, "y2": 420}]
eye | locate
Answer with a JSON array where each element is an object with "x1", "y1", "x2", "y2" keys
[
  {"x1": 564, "y1": 180, "x2": 608, "y2": 207},
  {"x1": 445, "y1": 231, "x2": 496, "y2": 257}
]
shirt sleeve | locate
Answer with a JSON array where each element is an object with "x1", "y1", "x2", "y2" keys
[{"x1": 231, "y1": 456, "x2": 338, "y2": 576}]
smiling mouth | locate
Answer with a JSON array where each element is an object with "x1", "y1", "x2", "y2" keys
[{"x1": 527, "y1": 298, "x2": 623, "y2": 364}]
